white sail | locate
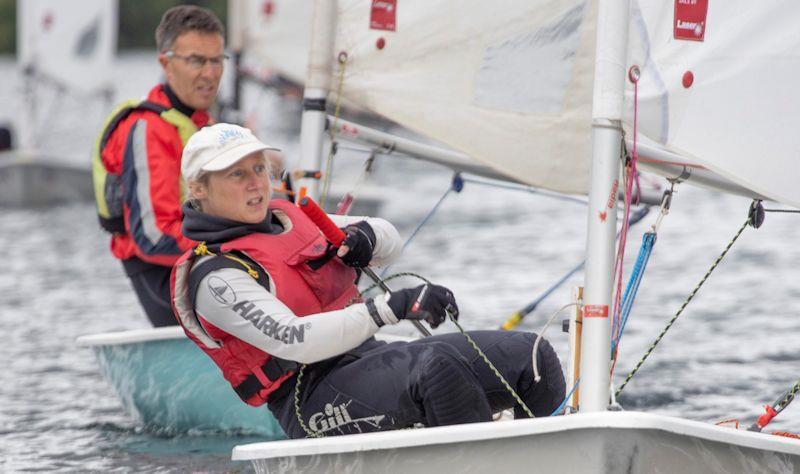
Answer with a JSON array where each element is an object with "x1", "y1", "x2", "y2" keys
[
  {"x1": 625, "y1": 0, "x2": 800, "y2": 208},
  {"x1": 330, "y1": 1, "x2": 800, "y2": 208},
  {"x1": 17, "y1": 0, "x2": 117, "y2": 94},
  {"x1": 231, "y1": 0, "x2": 312, "y2": 85},
  {"x1": 230, "y1": 2, "x2": 800, "y2": 469},
  {"x1": 332, "y1": 0, "x2": 597, "y2": 195}
]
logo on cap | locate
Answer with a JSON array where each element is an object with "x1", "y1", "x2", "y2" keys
[{"x1": 217, "y1": 128, "x2": 246, "y2": 147}]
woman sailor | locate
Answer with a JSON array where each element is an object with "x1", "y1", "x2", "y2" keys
[{"x1": 170, "y1": 123, "x2": 566, "y2": 438}]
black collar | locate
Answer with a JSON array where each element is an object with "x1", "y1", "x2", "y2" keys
[
  {"x1": 181, "y1": 202, "x2": 282, "y2": 245},
  {"x1": 163, "y1": 83, "x2": 195, "y2": 117}
]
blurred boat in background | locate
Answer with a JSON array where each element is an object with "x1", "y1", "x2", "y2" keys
[{"x1": 0, "y1": 0, "x2": 117, "y2": 207}]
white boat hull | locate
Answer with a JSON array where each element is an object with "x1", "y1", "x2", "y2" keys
[{"x1": 232, "y1": 411, "x2": 800, "y2": 473}]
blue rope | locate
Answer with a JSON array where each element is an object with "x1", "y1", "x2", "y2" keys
[
  {"x1": 503, "y1": 207, "x2": 650, "y2": 329},
  {"x1": 518, "y1": 261, "x2": 585, "y2": 316},
  {"x1": 611, "y1": 232, "x2": 656, "y2": 352},
  {"x1": 551, "y1": 378, "x2": 580, "y2": 416},
  {"x1": 402, "y1": 190, "x2": 452, "y2": 253},
  {"x1": 393, "y1": 172, "x2": 591, "y2": 271}
]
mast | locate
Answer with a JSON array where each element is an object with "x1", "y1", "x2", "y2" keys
[
  {"x1": 297, "y1": 0, "x2": 337, "y2": 200},
  {"x1": 17, "y1": 0, "x2": 36, "y2": 154},
  {"x1": 227, "y1": 0, "x2": 245, "y2": 116},
  {"x1": 579, "y1": 0, "x2": 631, "y2": 412}
]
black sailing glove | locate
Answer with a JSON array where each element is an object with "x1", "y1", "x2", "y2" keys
[
  {"x1": 336, "y1": 221, "x2": 376, "y2": 268},
  {"x1": 386, "y1": 284, "x2": 459, "y2": 329}
]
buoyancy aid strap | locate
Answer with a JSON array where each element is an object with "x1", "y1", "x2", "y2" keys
[
  {"x1": 159, "y1": 108, "x2": 198, "y2": 145},
  {"x1": 92, "y1": 100, "x2": 170, "y2": 233},
  {"x1": 158, "y1": 108, "x2": 197, "y2": 202},
  {"x1": 173, "y1": 255, "x2": 221, "y2": 349},
  {"x1": 99, "y1": 101, "x2": 169, "y2": 152},
  {"x1": 235, "y1": 357, "x2": 299, "y2": 402},
  {"x1": 187, "y1": 249, "x2": 270, "y2": 309},
  {"x1": 187, "y1": 244, "x2": 299, "y2": 401}
]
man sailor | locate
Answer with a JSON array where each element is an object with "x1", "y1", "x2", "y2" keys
[{"x1": 93, "y1": 6, "x2": 225, "y2": 326}]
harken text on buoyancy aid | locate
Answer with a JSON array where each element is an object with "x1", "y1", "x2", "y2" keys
[
  {"x1": 92, "y1": 99, "x2": 198, "y2": 234},
  {"x1": 171, "y1": 200, "x2": 361, "y2": 406}
]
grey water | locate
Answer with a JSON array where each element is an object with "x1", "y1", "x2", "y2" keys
[{"x1": 2, "y1": 52, "x2": 800, "y2": 472}]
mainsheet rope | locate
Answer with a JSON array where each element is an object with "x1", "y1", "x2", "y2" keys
[{"x1": 294, "y1": 271, "x2": 538, "y2": 438}]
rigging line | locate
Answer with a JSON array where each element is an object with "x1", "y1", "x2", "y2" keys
[
  {"x1": 615, "y1": 215, "x2": 753, "y2": 397},
  {"x1": 532, "y1": 303, "x2": 577, "y2": 383},
  {"x1": 320, "y1": 53, "x2": 349, "y2": 209},
  {"x1": 612, "y1": 149, "x2": 638, "y2": 341},
  {"x1": 502, "y1": 263, "x2": 583, "y2": 330},
  {"x1": 771, "y1": 380, "x2": 800, "y2": 415},
  {"x1": 551, "y1": 378, "x2": 580, "y2": 416},
  {"x1": 610, "y1": 235, "x2": 653, "y2": 374},
  {"x1": 400, "y1": 185, "x2": 454, "y2": 253},
  {"x1": 748, "y1": 379, "x2": 800, "y2": 432},
  {"x1": 460, "y1": 177, "x2": 589, "y2": 206},
  {"x1": 612, "y1": 66, "x2": 642, "y2": 350},
  {"x1": 610, "y1": 231, "x2": 656, "y2": 377},
  {"x1": 763, "y1": 209, "x2": 800, "y2": 213},
  {"x1": 612, "y1": 160, "x2": 633, "y2": 345},
  {"x1": 358, "y1": 271, "x2": 429, "y2": 297},
  {"x1": 501, "y1": 206, "x2": 650, "y2": 330},
  {"x1": 449, "y1": 315, "x2": 536, "y2": 419},
  {"x1": 334, "y1": 153, "x2": 377, "y2": 215},
  {"x1": 366, "y1": 271, "x2": 537, "y2": 418},
  {"x1": 614, "y1": 232, "x2": 655, "y2": 347},
  {"x1": 378, "y1": 175, "x2": 463, "y2": 278},
  {"x1": 336, "y1": 144, "x2": 382, "y2": 154}
]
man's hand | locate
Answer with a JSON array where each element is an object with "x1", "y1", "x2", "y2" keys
[
  {"x1": 337, "y1": 221, "x2": 376, "y2": 268},
  {"x1": 385, "y1": 284, "x2": 459, "y2": 329}
]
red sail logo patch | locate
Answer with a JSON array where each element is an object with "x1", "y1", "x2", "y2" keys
[
  {"x1": 370, "y1": 0, "x2": 397, "y2": 31},
  {"x1": 674, "y1": 0, "x2": 709, "y2": 41}
]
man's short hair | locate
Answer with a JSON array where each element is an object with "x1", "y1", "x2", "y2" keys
[{"x1": 155, "y1": 5, "x2": 225, "y2": 52}]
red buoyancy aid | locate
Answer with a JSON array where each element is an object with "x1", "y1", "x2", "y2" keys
[{"x1": 171, "y1": 199, "x2": 361, "y2": 406}]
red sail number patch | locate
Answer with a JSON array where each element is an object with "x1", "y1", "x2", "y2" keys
[
  {"x1": 370, "y1": 0, "x2": 397, "y2": 31},
  {"x1": 674, "y1": 0, "x2": 709, "y2": 41}
]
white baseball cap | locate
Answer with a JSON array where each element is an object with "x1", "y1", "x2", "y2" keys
[{"x1": 181, "y1": 123, "x2": 280, "y2": 182}]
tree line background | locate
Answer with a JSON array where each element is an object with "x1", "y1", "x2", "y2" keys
[{"x1": 0, "y1": 0, "x2": 228, "y2": 55}]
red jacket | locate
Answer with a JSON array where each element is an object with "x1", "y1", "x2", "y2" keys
[
  {"x1": 101, "y1": 84, "x2": 211, "y2": 266},
  {"x1": 171, "y1": 200, "x2": 361, "y2": 406}
]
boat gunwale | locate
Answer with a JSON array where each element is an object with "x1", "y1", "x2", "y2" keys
[
  {"x1": 76, "y1": 327, "x2": 414, "y2": 347},
  {"x1": 231, "y1": 411, "x2": 800, "y2": 461},
  {"x1": 76, "y1": 326, "x2": 186, "y2": 347}
]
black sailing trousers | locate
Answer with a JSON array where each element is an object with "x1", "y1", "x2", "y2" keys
[{"x1": 268, "y1": 330, "x2": 566, "y2": 438}]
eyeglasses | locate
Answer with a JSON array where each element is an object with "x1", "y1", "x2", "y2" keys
[{"x1": 164, "y1": 51, "x2": 229, "y2": 70}]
